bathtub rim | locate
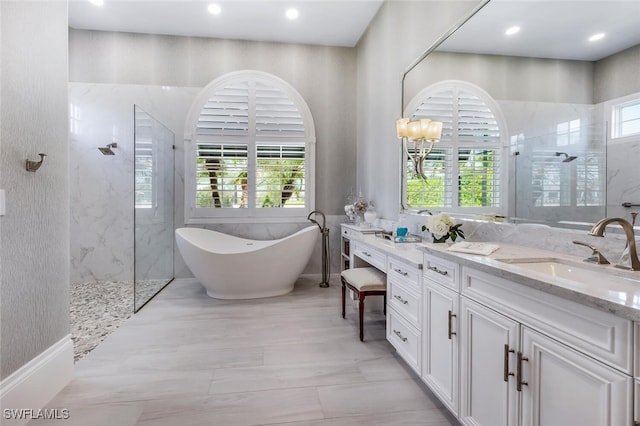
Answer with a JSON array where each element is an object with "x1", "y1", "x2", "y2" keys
[{"x1": 175, "y1": 225, "x2": 318, "y2": 255}]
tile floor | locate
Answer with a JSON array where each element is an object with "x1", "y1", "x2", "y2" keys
[{"x1": 35, "y1": 275, "x2": 457, "y2": 426}]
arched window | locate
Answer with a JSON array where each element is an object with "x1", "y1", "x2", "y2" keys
[
  {"x1": 403, "y1": 80, "x2": 507, "y2": 214},
  {"x1": 184, "y1": 71, "x2": 316, "y2": 223}
]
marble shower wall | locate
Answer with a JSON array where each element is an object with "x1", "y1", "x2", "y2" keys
[{"x1": 69, "y1": 83, "x2": 199, "y2": 283}]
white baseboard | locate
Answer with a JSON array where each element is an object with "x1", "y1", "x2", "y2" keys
[{"x1": 0, "y1": 335, "x2": 73, "y2": 425}]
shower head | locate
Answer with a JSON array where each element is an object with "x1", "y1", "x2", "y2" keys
[
  {"x1": 99, "y1": 143, "x2": 118, "y2": 155},
  {"x1": 555, "y1": 152, "x2": 577, "y2": 163}
]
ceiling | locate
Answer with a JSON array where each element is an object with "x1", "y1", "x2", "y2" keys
[
  {"x1": 68, "y1": 0, "x2": 384, "y2": 48},
  {"x1": 438, "y1": 0, "x2": 640, "y2": 61},
  {"x1": 68, "y1": 1, "x2": 640, "y2": 59}
]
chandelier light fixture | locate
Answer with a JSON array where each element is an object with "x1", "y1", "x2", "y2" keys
[{"x1": 396, "y1": 118, "x2": 443, "y2": 179}]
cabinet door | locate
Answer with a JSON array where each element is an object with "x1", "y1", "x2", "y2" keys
[
  {"x1": 520, "y1": 327, "x2": 632, "y2": 426},
  {"x1": 422, "y1": 280, "x2": 459, "y2": 415},
  {"x1": 459, "y1": 297, "x2": 519, "y2": 426}
]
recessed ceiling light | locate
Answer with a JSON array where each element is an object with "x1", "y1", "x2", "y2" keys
[
  {"x1": 505, "y1": 26, "x2": 520, "y2": 36},
  {"x1": 88, "y1": 0, "x2": 104, "y2": 6},
  {"x1": 208, "y1": 3, "x2": 221, "y2": 15},
  {"x1": 286, "y1": 8, "x2": 299, "y2": 20},
  {"x1": 589, "y1": 33, "x2": 605, "y2": 42}
]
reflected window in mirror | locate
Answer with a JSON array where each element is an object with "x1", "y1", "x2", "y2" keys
[{"x1": 403, "y1": 80, "x2": 507, "y2": 215}]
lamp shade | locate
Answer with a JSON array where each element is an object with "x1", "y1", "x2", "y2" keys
[
  {"x1": 407, "y1": 120, "x2": 422, "y2": 140},
  {"x1": 395, "y1": 118, "x2": 410, "y2": 138},
  {"x1": 425, "y1": 120, "x2": 443, "y2": 141},
  {"x1": 419, "y1": 118, "x2": 432, "y2": 137}
]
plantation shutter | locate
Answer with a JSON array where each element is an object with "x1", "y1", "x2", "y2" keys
[
  {"x1": 134, "y1": 137, "x2": 153, "y2": 208},
  {"x1": 196, "y1": 82, "x2": 250, "y2": 137},
  {"x1": 188, "y1": 71, "x2": 315, "y2": 221},
  {"x1": 196, "y1": 144, "x2": 249, "y2": 208},
  {"x1": 255, "y1": 82, "x2": 305, "y2": 140},
  {"x1": 406, "y1": 84, "x2": 502, "y2": 210},
  {"x1": 135, "y1": 110, "x2": 154, "y2": 208}
]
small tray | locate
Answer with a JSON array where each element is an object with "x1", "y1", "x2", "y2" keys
[{"x1": 375, "y1": 232, "x2": 422, "y2": 244}]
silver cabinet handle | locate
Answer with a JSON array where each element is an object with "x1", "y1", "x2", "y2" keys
[
  {"x1": 504, "y1": 344, "x2": 515, "y2": 382},
  {"x1": 362, "y1": 251, "x2": 371, "y2": 257},
  {"x1": 393, "y1": 329, "x2": 407, "y2": 342},
  {"x1": 393, "y1": 268, "x2": 408, "y2": 276},
  {"x1": 393, "y1": 295, "x2": 408, "y2": 305},
  {"x1": 516, "y1": 351, "x2": 529, "y2": 392},
  {"x1": 427, "y1": 265, "x2": 448, "y2": 276},
  {"x1": 447, "y1": 310, "x2": 457, "y2": 340}
]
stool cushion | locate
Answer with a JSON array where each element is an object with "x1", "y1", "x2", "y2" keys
[{"x1": 341, "y1": 267, "x2": 386, "y2": 291}]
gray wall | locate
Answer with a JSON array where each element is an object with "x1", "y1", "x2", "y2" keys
[
  {"x1": 594, "y1": 44, "x2": 640, "y2": 103},
  {"x1": 70, "y1": 29, "x2": 357, "y2": 217},
  {"x1": 405, "y1": 51, "x2": 594, "y2": 105},
  {"x1": 356, "y1": 0, "x2": 478, "y2": 219},
  {"x1": 68, "y1": 29, "x2": 358, "y2": 281},
  {"x1": 0, "y1": 1, "x2": 69, "y2": 379}
]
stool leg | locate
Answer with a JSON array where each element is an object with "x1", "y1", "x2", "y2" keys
[
  {"x1": 341, "y1": 280, "x2": 346, "y2": 319},
  {"x1": 359, "y1": 293, "x2": 365, "y2": 342}
]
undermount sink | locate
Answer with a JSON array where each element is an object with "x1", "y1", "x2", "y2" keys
[{"x1": 497, "y1": 257, "x2": 640, "y2": 286}]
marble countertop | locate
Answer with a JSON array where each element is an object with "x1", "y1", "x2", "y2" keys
[
  {"x1": 418, "y1": 242, "x2": 640, "y2": 321},
  {"x1": 348, "y1": 232, "x2": 640, "y2": 320}
]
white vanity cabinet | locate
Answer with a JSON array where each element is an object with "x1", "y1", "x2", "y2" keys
[
  {"x1": 459, "y1": 297, "x2": 519, "y2": 426},
  {"x1": 340, "y1": 224, "x2": 381, "y2": 270},
  {"x1": 519, "y1": 327, "x2": 631, "y2": 426},
  {"x1": 386, "y1": 256, "x2": 422, "y2": 374},
  {"x1": 459, "y1": 296, "x2": 632, "y2": 426},
  {"x1": 458, "y1": 265, "x2": 633, "y2": 426},
  {"x1": 421, "y1": 253, "x2": 460, "y2": 416}
]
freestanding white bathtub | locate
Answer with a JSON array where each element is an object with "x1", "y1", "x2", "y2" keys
[{"x1": 175, "y1": 226, "x2": 318, "y2": 299}]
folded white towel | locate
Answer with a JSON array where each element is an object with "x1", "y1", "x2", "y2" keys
[{"x1": 446, "y1": 242, "x2": 500, "y2": 256}]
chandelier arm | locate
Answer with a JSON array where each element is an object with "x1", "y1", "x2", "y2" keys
[{"x1": 417, "y1": 140, "x2": 436, "y2": 180}]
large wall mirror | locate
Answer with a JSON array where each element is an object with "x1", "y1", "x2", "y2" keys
[{"x1": 402, "y1": 0, "x2": 640, "y2": 228}]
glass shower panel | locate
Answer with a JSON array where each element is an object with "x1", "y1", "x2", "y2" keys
[
  {"x1": 134, "y1": 105, "x2": 175, "y2": 312},
  {"x1": 513, "y1": 123, "x2": 606, "y2": 225}
]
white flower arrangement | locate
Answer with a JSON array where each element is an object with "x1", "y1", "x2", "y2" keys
[
  {"x1": 344, "y1": 204, "x2": 356, "y2": 221},
  {"x1": 422, "y1": 212, "x2": 465, "y2": 243},
  {"x1": 345, "y1": 197, "x2": 368, "y2": 222}
]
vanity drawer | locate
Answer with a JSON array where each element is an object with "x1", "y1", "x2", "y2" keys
[
  {"x1": 387, "y1": 257, "x2": 421, "y2": 293},
  {"x1": 387, "y1": 308, "x2": 421, "y2": 373},
  {"x1": 423, "y1": 253, "x2": 459, "y2": 290},
  {"x1": 342, "y1": 226, "x2": 357, "y2": 239},
  {"x1": 353, "y1": 241, "x2": 386, "y2": 270},
  {"x1": 388, "y1": 277, "x2": 421, "y2": 328},
  {"x1": 462, "y1": 266, "x2": 634, "y2": 374}
]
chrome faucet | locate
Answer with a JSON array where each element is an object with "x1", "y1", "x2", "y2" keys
[{"x1": 588, "y1": 217, "x2": 640, "y2": 271}]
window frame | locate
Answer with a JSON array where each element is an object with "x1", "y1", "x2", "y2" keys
[
  {"x1": 184, "y1": 70, "x2": 316, "y2": 224},
  {"x1": 402, "y1": 80, "x2": 508, "y2": 215},
  {"x1": 609, "y1": 93, "x2": 640, "y2": 141}
]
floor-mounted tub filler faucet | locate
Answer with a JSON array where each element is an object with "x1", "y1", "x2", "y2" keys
[
  {"x1": 588, "y1": 217, "x2": 640, "y2": 271},
  {"x1": 307, "y1": 210, "x2": 330, "y2": 288}
]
